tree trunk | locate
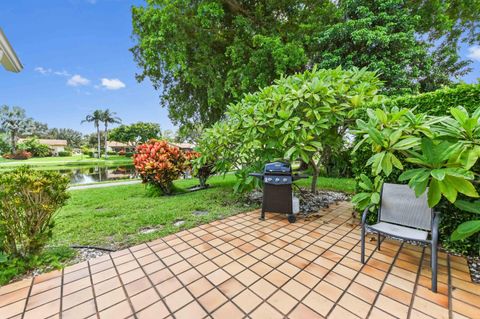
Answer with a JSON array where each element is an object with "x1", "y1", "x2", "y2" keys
[
  {"x1": 104, "y1": 123, "x2": 108, "y2": 159},
  {"x1": 309, "y1": 158, "x2": 319, "y2": 193},
  {"x1": 96, "y1": 124, "x2": 101, "y2": 159},
  {"x1": 10, "y1": 131, "x2": 16, "y2": 153}
]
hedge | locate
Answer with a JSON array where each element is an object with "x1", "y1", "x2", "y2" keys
[
  {"x1": 366, "y1": 83, "x2": 480, "y2": 115},
  {"x1": 352, "y1": 84, "x2": 480, "y2": 256}
]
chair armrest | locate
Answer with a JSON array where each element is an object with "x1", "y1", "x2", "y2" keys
[{"x1": 361, "y1": 204, "x2": 376, "y2": 225}]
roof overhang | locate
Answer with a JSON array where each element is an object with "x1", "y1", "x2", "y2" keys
[{"x1": 0, "y1": 28, "x2": 23, "y2": 73}]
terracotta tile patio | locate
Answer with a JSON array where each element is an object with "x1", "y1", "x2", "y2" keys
[{"x1": 1, "y1": 202, "x2": 479, "y2": 319}]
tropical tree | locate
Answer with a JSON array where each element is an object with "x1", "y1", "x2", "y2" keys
[
  {"x1": 196, "y1": 67, "x2": 382, "y2": 192},
  {"x1": 131, "y1": 0, "x2": 476, "y2": 131},
  {"x1": 46, "y1": 128, "x2": 83, "y2": 148},
  {"x1": 81, "y1": 110, "x2": 104, "y2": 158},
  {"x1": 0, "y1": 105, "x2": 34, "y2": 153},
  {"x1": 109, "y1": 122, "x2": 161, "y2": 147},
  {"x1": 100, "y1": 109, "x2": 122, "y2": 159}
]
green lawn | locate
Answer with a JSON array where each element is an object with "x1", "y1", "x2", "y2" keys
[
  {"x1": 51, "y1": 174, "x2": 354, "y2": 249},
  {"x1": 0, "y1": 155, "x2": 133, "y2": 170}
]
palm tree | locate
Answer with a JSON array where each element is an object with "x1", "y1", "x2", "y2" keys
[
  {"x1": 81, "y1": 110, "x2": 103, "y2": 158},
  {"x1": 101, "y1": 109, "x2": 121, "y2": 159},
  {"x1": 0, "y1": 105, "x2": 34, "y2": 153}
]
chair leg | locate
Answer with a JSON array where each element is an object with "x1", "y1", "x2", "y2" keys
[
  {"x1": 377, "y1": 233, "x2": 381, "y2": 251},
  {"x1": 361, "y1": 225, "x2": 366, "y2": 264},
  {"x1": 431, "y1": 242, "x2": 438, "y2": 293}
]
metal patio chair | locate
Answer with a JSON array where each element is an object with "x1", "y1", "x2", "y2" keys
[{"x1": 360, "y1": 183, "x2": 441, "y2": 292}]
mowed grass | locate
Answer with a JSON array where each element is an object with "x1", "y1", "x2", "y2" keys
[
  {"x1": 51, "y1": 174, "x2": 354, "y2": 249},
  {"x1": 0, "y1": 155, "x2": 132, "y2": 169}
]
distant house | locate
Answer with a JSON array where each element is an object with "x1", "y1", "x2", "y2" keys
[
  {"x1": 0, "y1": 28, "x2": 23, "y2": 73},
  {"x1": 169, "y1": 142, "x2": 195, "y2": 152},
  {"x1": 107, "y1": 141, "x2": 135, "y2": 153},
  {"x1": 18, "y1": 138, "x2": 67, "y2": 155}
]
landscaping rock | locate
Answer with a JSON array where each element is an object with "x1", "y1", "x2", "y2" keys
[
  {"x1": 467, "y1": 256, "x2": 480, "y2": 283},
  {"x1": 247, "y1": 188, "x2": 349, "y2": 216},
  {"x1": 192, "y1": 210, "x2": 209, "y2": 216},
  {"x1": 174, "y1": 220, "x2": 185, "y2": 227},
  {"x1": 139, "y1": 226, "x2": 164, "y2": 234}
]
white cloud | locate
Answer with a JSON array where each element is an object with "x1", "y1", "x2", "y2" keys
[
  {"x1": 67, "y1": 74, "x2": 90, "y2": 87},
  {"x1": 54, "y1": 70, "x2": 70, "y2": 76},
  {"x1": 100, "y1": 78, "x2": 126, "y2": 90},
  {"x1": 35, "y1": 66, "x2": 70, "y2": 77},
  {"x1": 34, "y1": 66, "x2": 52, "y2": 74},
  {"x1": 467, "y1": 45, "x2": 480, "y2": 61}
]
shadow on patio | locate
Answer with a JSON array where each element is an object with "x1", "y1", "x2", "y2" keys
[{"x1": 0, "y1": 202, "x2": 478, "y2": 319}]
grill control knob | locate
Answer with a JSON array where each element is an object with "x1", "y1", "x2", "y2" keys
[
  {"x1": 275, "y1": 178, "x2": 280, "y2": 182},
  {"x1": 267, "y1": 178, "x2": 272, "y2": 182},
  {"x1": 283, "y1": 178, "x2": 287, "y2": 182}
]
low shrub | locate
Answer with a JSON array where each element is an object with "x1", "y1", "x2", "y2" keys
[
  {"x1": 124, "y1": 152, "x2": 134, "y2": 157},
  {"x1": 134, "y1": 140, "x2": 186, "y2": 195},
  {"x1": 118, "y1": 150, "x2": 126, "y2": 156},
  {"x1": 107, "y1": 151, "x2": 117, "y2": 156},
  {"x1": 18, "y1": 138, "x2": 52, "y2": 157},
  {"x1": 0, "y1": 247, "x2": 75, "y2": 285},
  {"x1": 0, "y1": 167, "x2": 70, "y2": 258},
  {"x1": 58, "y1": 151, "x2": 72, "y2": 157},
  {"x1": 2, "y1": 150, "x2": 32, "y2": 160}
]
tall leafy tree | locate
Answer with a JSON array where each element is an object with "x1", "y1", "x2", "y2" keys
[
  {"x1": 131, "y1": 0, "x2": 339, "y2": 129},
  {"x1": 109, "y1": 122, "x2": 161, "y2": 146},
  {"x1": 81, "y1": 110, "x2": 104, "y2": 158},
  {"x1": 132, "y1": 0, "x2": 478, "y2": 129},
  {"x1": 100, "y1": 109, "x2": 122, "y2": 159},
  {"x1": 0, "y1": 105, "x2": 34, "y2": 153}
]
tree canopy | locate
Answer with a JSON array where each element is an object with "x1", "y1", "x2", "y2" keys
[
  {"x1": 131, "y1": 0, "x2": 478, "y2": 130},
  {"x1": 109, "y1": 122, "x2": 161, "y2": 146}
]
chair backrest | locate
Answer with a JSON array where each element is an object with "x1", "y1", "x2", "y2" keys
[{"x1": 379, "y1": 183, "x2": 432, "y2": 231}]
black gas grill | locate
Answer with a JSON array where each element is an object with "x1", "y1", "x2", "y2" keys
[{"x1": 250, "y1": 161, "x2": 307, "y2": 223}]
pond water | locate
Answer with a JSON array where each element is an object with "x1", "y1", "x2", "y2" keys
[{"x1": 60, "y1": 165, "x2": 138, "y2": 185}]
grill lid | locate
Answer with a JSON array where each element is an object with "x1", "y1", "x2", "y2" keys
[{"x1": 264, "y1": 161, "x2": 291, "y2": 175}]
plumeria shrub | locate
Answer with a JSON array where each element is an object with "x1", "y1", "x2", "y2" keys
[
  {"x1": 352, "y1": 106, "x2": 480, "y2": 255},
  {"x1": 196, "y1": 66, "x2": 383, "y2": 193},
  {"x1": 134, "y1": 140, "x2": 187, "y2": 195}
]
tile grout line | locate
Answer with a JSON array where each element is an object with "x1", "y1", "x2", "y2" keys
[
  {"x1": 19, "y1": 277, "x2": 35, "y2": 319},
  {"x1": 108, "y1": 253, "x2": 138, "y2": 319},
  {"x1": 86, "y1": 260, "x2": 100, "y2": 319},
  {"x1": 59, "y1": 268, "x2": 64, "y2": 319},
  {"x1": 447, "y1": 254, "x2": 453, "y2": 319},
  {"x1": 406, "y1": 246, "x2": 426, "y2": 319},
  {"x1": 364, "y1": 242, "x2": 405, "y2": 319},
  {"x1": 127, "y1": 246, "x2": 177, "y2": 319}
]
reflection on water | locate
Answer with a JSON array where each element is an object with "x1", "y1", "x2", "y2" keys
[{"x1": 60, "y1": 165, "x2": 138, "y2": 185}]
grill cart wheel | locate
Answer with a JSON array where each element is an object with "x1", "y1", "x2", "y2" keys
[{"x1": 287, "y1": 214, "x2": 296, "y2": 223}]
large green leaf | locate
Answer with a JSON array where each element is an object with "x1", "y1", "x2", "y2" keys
[
  {"x1": 451, "y1": 220, "x2": 480, "y2": 241},
  {"x1": 427, "y1": 179, "x2": 441, "y2": 207},
  {"x1": 453, "y1": 200, "x2": 480, "y2": 214}
]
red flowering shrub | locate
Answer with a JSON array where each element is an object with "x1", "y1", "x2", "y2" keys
[
  {"x1": 133, "y1": 140, "x2": 186, "y2": 194},
  {"x1": 2, "y1": 150, "x2": 32, "y2": 160}
]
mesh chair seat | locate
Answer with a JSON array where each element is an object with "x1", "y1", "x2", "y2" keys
[{"x1": 367, "y1": 222, "x2": 429, "y2": 241}]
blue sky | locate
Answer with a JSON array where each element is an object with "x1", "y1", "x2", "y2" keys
[
  {"x1": 0, "y1": 0, "x2": 174, "y2": 134},
  {"x1": 1, "y1": 0, "x2": 479, "y2": 135}
]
